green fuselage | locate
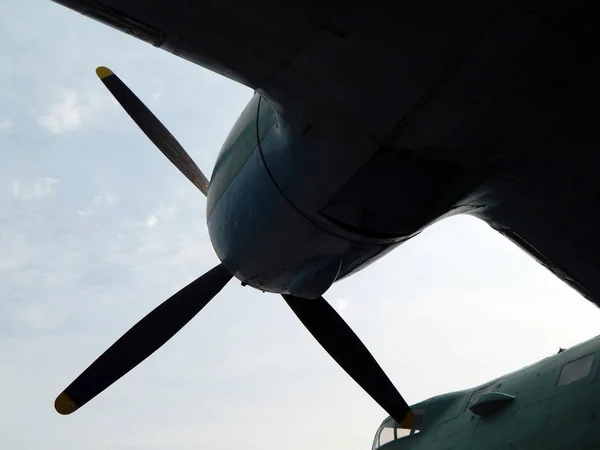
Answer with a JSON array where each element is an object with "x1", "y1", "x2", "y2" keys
[{"x1": 374, "y1": 334, "x2": 600, "y2": 450}]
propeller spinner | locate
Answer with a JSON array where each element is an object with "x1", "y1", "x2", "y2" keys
[{"x1": 54, "y1": 67, "x2": 414, "y2": 427}]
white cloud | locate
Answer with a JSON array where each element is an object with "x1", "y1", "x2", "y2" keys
[
  {"x1": 146, "y1": 215, "x2": 158, "y2": 227},
  {"x1": 76, "y1": 208, "x2": 92, "y2": 217},
  {"x1": 11, "y1": 177, "x2": 58, "y2": 201},
  {"x1": 77, "y1": 193, "x2": 119, "y2": 216},
  {"x1": 154, "y1": 204, "x2": 175, "y2": 219},
  {"x1": 332, "y1": 297, "x2": 354, "y2": 318},
  {"x1": 142, "y1": 205, "x2": 175, "y2": 228},
  {"x1": 93, "y1": 193, "x2": 118, "y2": 205},
  {"x1": 37, "y1": 90, "x2": 83, "y2": 134},
  {"x1": 0, "y1": 118, "x2": 14, "y2": 134},
  {"x1": 16, "y1": 303, "x2": 64, "y2": 331}
]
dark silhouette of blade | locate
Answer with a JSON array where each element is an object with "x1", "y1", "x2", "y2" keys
[
  {"x1": 95, "y1": 66, "x2": 209, "y2": 196},
  {"x1": 282, "y1": 294, "x2": 414, "y2": 427},
  {"x1": 55, "y1": 264, "x2": 232, "y2": 415}
]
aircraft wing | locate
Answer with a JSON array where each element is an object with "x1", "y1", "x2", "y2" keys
[
  {"x1": 49, "y1": 1, "x2": 600, "y2": 306},
  {"x1": 50, "y1": 0, "x2": 500, "y2": 139},
  {"x1": 51, "y1": 0, "x2": 346, "y2": 89}
]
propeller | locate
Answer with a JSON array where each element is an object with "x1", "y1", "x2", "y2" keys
[
  {"x1": 55, "y1": 264, "x2": 232, "y2": 415},
  {"x1": 55, "y1": 66, "x2": 413, "y2": 426},
  {"x1": 283, "y1": 294, "x2": 413, "y2": 427},
  {"x1": 95, "y1": 66, "x2": 209, "y2": 196}
]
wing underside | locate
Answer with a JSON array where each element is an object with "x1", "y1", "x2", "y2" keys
[
  {"x1": 49, "y1": 0, "x2": 501, "y2": 140},
  {"x1": 51, "y1": 0, "x2": 342, "y2": 89}
]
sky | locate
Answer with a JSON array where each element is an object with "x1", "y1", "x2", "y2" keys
[{"x1": 1, "y1": 1, "x2": 600, "y2": 449}]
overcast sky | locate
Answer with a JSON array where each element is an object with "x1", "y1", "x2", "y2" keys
[{"x1": 2, "y1": 1, "x2": 600, "y2": 449}]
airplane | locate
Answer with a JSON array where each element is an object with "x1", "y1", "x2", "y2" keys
[
  {"x1": 48, "y1": 0, "x2": 600, "y2": 438},
  {"x1": 372, "y1": 334, "x2": 600, "y2": 449}
]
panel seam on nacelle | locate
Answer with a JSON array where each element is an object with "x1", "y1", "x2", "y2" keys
[{"x1": 255, "y1": 95, "x2": 375, "y2": 245}]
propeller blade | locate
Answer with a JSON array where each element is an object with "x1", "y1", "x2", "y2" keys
[
  {"x1": 95, "y1": 66, "x2": 210, "y2": 196},
  {"x1": 282, "y1": 294, "x2": 414, "y2": 427},
  {"x1": 55, "y1": 264, "x2": 232, "y2": 415}
]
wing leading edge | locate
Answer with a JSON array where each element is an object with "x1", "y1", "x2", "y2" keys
[{"x1": 50, "y1": 0, "x2": 341, "y2": 89}]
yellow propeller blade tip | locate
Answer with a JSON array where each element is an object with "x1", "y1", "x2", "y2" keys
[
  {"x1": 399, "y1": 410, "x2": 415, "y2": 429},
  {"x1": 95, "y1": 66, "x2": 114, "y2": 80},
  {"x1": 54, "y1": 392, "x2": 79, "y2": 415}
]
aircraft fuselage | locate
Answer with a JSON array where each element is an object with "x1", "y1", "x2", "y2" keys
[{"x1": 373, "y1": 334, "x2": 600, "y2": 450}]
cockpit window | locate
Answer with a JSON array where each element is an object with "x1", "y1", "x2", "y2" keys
[
  {"x1": 556, "y1": 353, "x2": 594, "y2": 387},
  {"x1": 372, "y1": 411, "x2": 425, "y2": 450}
]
